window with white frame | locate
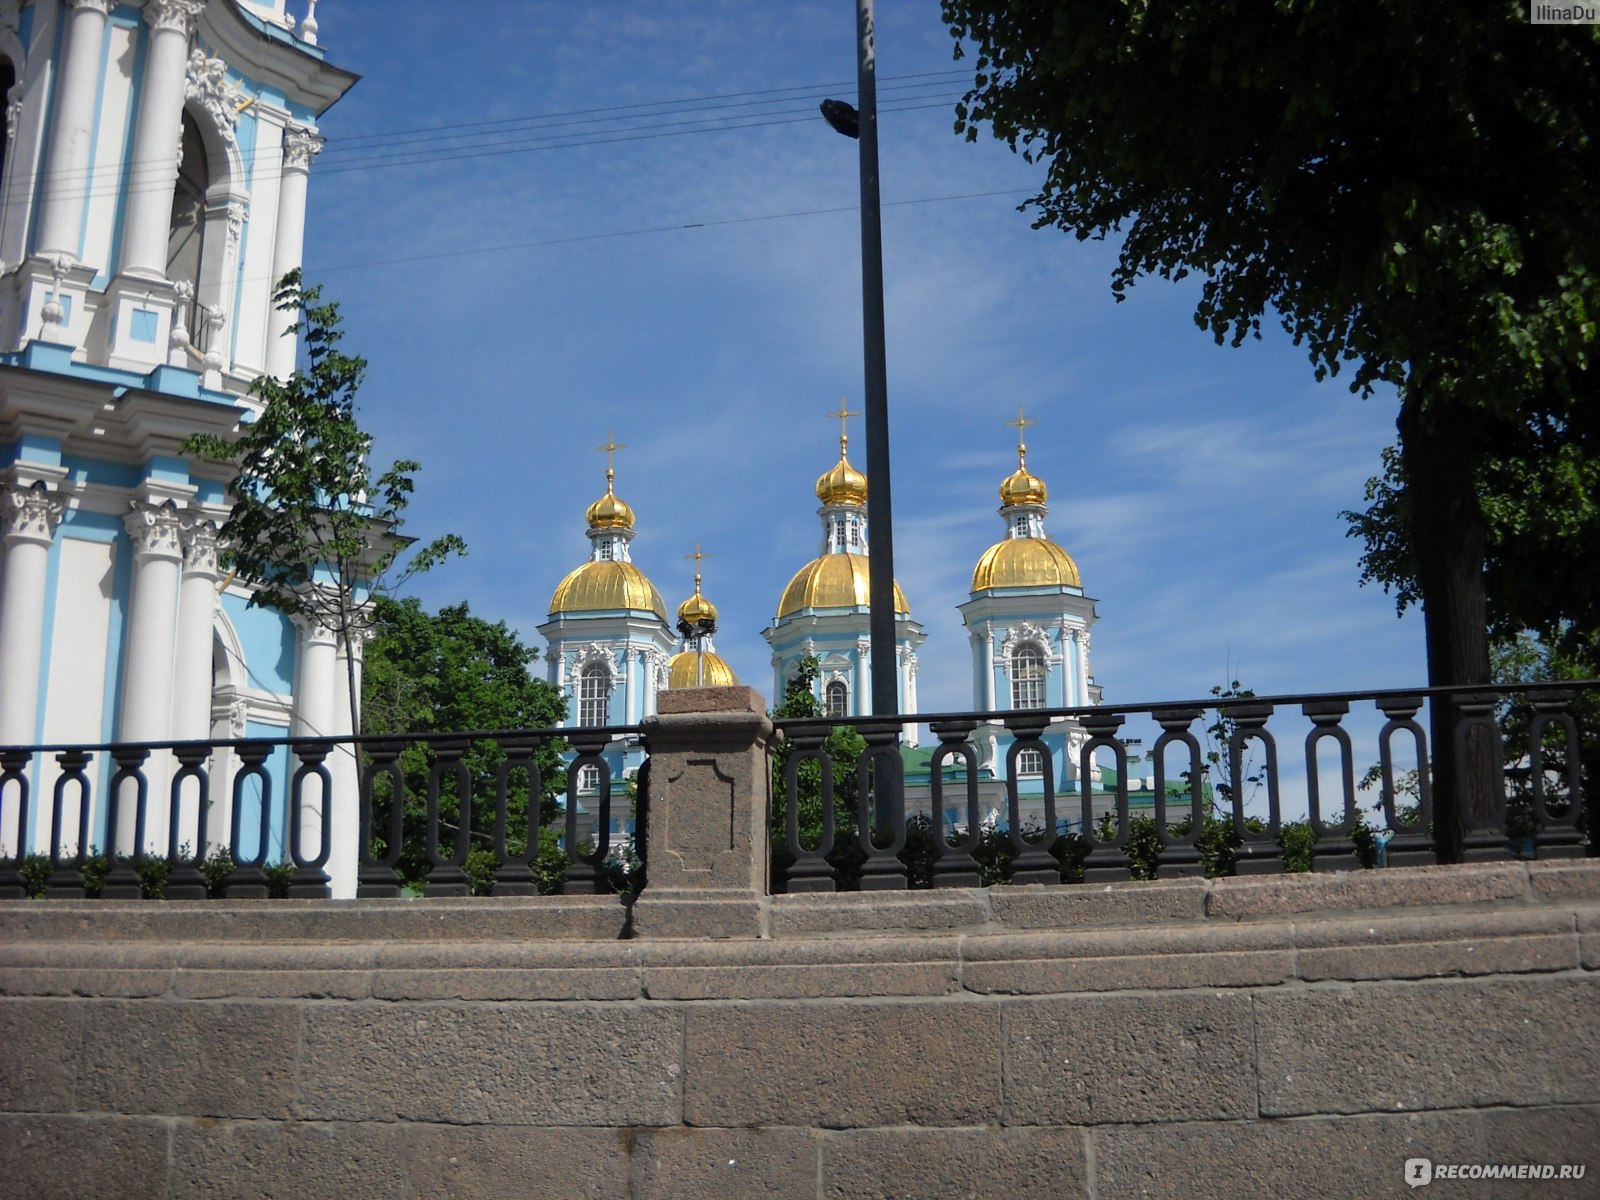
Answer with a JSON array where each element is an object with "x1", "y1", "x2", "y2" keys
[
  {"x1": 1010, "y1": 643, "x2": 1046, "y2": 710},
  {"x1": 1015, "y1": 747, "x2": 1045, "y2": 776},
  {"x1": 579, "y1": 664, "x2": 610, "y2": 727},
  {"x1": 576, "y1": 763, "x2": 601, "y2": 793},
  {"x1": 824, "y1": 679, "x2": 848, "y2": 719}
]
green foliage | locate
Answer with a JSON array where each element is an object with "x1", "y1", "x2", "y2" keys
[
  {"x1": 263, "y1": 860, "x2": 295, "y2": 899},
  {"x1": 200, "y1": 847, "x2": 235, "y2": 899},
  {"x1": 182, "y1": 272, "x2": 465, "y2": 736},
  {"x1": 81, "y1": 853, "x2": 109, "y2": 899},
  {"x1": 361, "y1": 595, "x2": 568, "y2": 890},
  {"x1": 20, "y1": 853, "x2": 51, "y2": 899},
  {"x1": 943, "y1": 3, "x2": 1600, "y2": 833},
  {"x1": 136, "y1": 854, "x2": 170, "y2": 900},
  {"x1": 464, "y1": 847, "x2": 499, "y2": 897}
]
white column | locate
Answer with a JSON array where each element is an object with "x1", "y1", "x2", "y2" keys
[
  {"x1": 263, "y1": 124, "x2": 322, "y2": 377},
  {"x1": 292, "y1": 613, "x2": 337, "y2": 737},
  {"x1": 981, "y1": 629, "x2": 996, "y2": 711},
  {"x1": 0, "y1": 484, "x2": 64, "y2": 818},
  {"x1": 117, "y1": 0, "x2": 206, "y2": 278},
  {"x1": 120, "y1": 499, "x2": 185, "y2": 853},
  {"x1": 171, "y1": 517, "x2": 219, "y2": 739},
  {"x1": 1075, "y1": 630, "x2": 1091, "y2": 707},
  {"x1": 854, "y1": 637, "x2": 870, "y2": 718},
  {"x1": 33, "y1": 0, "x2": 113, "y2": 259},
  {"x1": 326, "y1": 627, "x2": 364, "y2": 900}
]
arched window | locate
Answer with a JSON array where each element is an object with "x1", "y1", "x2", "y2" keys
[
  {"x1": 1011, "y1": 643, "x2": 1046, "y2": 710},
  {"x1": 1016, "y1": 747, "x2": 1045, "y2": 776},
  {"x1": 579, "y1": 664, "x2": 610, "y2": 727},
  {"x1": 824, "y1": 679, "x2": 848, "y2": 719},
  {"x1": 168, "y1": 113, "x2": 209, "y2": 337},
  {"x1": 576, "y1": 764, "x2": 601, "y2": 793}
]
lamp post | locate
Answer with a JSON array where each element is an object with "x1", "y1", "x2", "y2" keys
[{"x1": 823, "y1": 0, "x2": 898, "y2": 719}]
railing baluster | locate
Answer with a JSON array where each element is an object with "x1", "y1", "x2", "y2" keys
[
  {"x1": 1077, "y1": 711, "x2": 1129, "y2": 882},
  {"x1": 1151, "y1": 708, "x2": 1205, "y2": 876},
  {"x1": 1303, "y1": 700, "x2": 1360, "y2": 871},
  {"x1": 1375, "y1": 696, "x2": 1433, "y2": 866},
  {"x1": 781, "y1": 725, "x2": 836, "y2": 893},
  {"x1": 1006, "y1": 713, "x2": 1059, "y2": 883},
  {"x1": 423, "y1": 737, "x2": 472, "y2": 896},
  {"x1": 1453, "y1": 692, "x2": 1510, "y2": 861},
  {"x1": 929, "y1": 720, "x2": 982, "y2": 887},
  {"x1": 288, "y1": 740, "x2": 334, "y2": 898},
  {"x1": 563, "y1": 732, "x2": 612, "y2": 894},
  {"x1": 48, "y1": 749, "x2": 91, "y2": 898},
  {"x1": 228, "y1": 742, "x2": 273, "y2": 898},
  {"x1": 1528, "y1": 691, "x2": 1585, "y2": 859},
  {"x1": 855, "y1": 720, "x2": 907, "y2": 890},
  {"x1": 165, "y1": 743, "x2": 213, "y2": 898},
  {"x1": 493, "y1": 733, "x2": 543, "y2": 895},
  {"x1": 0, "y1": 749, "x2": 32, "y2": 897},
  {"x1": 356, "y1": 739, "x2": 406, "y2": 897},
  {"x1": 103, "y1": 747, "x2": 150, "y2": 898},
  {"x1": 1228, "y1": 703, "x2": 1281, "y2": 873}
]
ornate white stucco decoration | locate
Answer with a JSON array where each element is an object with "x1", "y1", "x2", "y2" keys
[
  {"x1": 185, "y1": 47, "x2": 241, "y2": 145},
  {"x1": 124, "y1": 499, "x2": 185, "y2": 558},
  {"x1": 146, "y1": 0, "x2": 205, "y2": 35},
  {"x1": 229, "y1": 698, "x2": 249, "y2": 737},
  {"x1": 2, "y1": 481, "x2": 65, "y2": 543},
  {"x1": 179, "y1": 515, "x2": 221, "y2": 576},
  {"x1": 282, "y1": 123, "x2": 324, "y2": 171},
  {"x1": 300, "y1": 0, "x2": 319, "y2": 45},
  {"x1": 905, "y1": 651, "x2": 919, "y2": 681},
  {"x1": 226, "y1": 200, "x2": 248, "y2": 250},
  {"x1": 67, "y1": 0, "x2": 115, "y2": 16},
  {"x1": 1000, "y1": 622, "x2": 1056, "y2": 665},
  {"x1": 40, "y1": 255, "x2": 70, "y2": 328},
  {"x1": 575, "y1": 642, "x2": 620, "y2": 686},
  {"x1": 644, "y1": 646, "x2": 670, "y2": 691},
  {"x1": 169, "y1": 280, "x2": 193, "y2": 356},
  {"x1": 855, "y1": 637, "x2": 872, "y2": 658}
]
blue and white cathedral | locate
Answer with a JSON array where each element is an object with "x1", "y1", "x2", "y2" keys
[{"x1": 0, "y1": 2, "x2": 357, "y2": 888}]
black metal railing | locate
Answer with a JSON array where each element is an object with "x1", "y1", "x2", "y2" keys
[
  {"x1": 0, "y1": 725, "x2": 645, "y2": 900},
  {"x1": 769, "y1": 683, "x2": 1596, "y2": 892}
]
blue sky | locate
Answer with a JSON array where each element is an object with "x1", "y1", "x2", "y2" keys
[{"x1": 298, "y1": 0, "x2": 1426, "y2": 714}]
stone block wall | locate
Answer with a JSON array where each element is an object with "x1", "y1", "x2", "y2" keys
[{"x1": 2, "y1": 861, "x2": 1597, "y2": 1199}]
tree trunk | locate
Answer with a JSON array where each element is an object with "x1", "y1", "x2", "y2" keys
[{"x1": 1397, "y1": 393, "x2": 1493, "y2": 862}]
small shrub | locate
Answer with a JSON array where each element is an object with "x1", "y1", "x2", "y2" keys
[
  {"x1": 200, "y1": 847, "x2": 235, "y2": 898},
  {"x1": 263, "y1": 860, "x2": 295, "y2": 899},
  {"x1": 81, "y1": 852, "x2": 110, "y2": 898},
  {"x1": 20, "y1": 853, "x2": 51, "y2": 899},
  {"x1": 464, "y1": 846, "x2": 499, "y2": 896},
  {"x1": 136, "y1": 854, "x2": 171, "y2": 900}
]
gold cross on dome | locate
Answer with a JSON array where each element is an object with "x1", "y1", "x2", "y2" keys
[
  {"x1": 686, "y1": 543, "x2": 709, "y2": 587},
  {"x1": 827, "y1": 399, "x2": 860, "y2": 451},
  {"x1": 1006, "y1": 405, "x2": 1037, "y2": 463},
  {"x1": 594, "y1": 432, "x2": 625, "y2": 483}
]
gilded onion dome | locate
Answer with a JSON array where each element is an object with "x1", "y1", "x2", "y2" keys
[
  {"x1": 584, "y1": 470, "x2": 636, "y2": 530},
  {"x1": 777, "y1": 554, "x2": 910, "y2": 618},
  {"x1": 815, "y1": 432, "x2": 868, "y2": 507},
  {"x1": 668, "y1": 559, "x2": 737, "y2": 688},
  {"x1": 971, "y1": 419, "x2": 1082, "y2": 593},
  {"x1": 548, "y1": 457, "x2": 667, "y2": 619},
  {"x1": 548, "y1": 560, "x2": 667, "y2": 619}
]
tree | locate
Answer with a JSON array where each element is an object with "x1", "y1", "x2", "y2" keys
[
  {"x1": 361, "y1": 596, "x2": 568, "y2": 888},
  {"x1": 183, "y1": 272, "x2": 465, "y2": 737},
  {"x1": 941, "y1": 1, "x2": 1599, "y2": 858}
]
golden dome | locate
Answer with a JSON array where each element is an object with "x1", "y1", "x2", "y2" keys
[
  {"x1": 549, "y1": 560, "x2": 668, "y2": 619},
  {"x1": 777, "y1": 553, "x2": 909, "y2": 619},
  {"x1": 1000, "y1": 463, "x2": 1047, "y2": 507},
  {"x1": 677, "y1": 588, "x2": 717, "y2": 627},
  {"x1": 971, "y1": 537, "x2": 1082, "y2": 592},
  {"x1": 585, "y1": 470, "x2": 635, "y2": 530},
  {"x1": 667, "y1": 648, "x2": 737, "y2": 689},
  {"x1": 815, "y1": 435, "x2": 868, "y2": 507}
]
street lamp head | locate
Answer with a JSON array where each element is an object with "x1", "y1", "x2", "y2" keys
[{"x1": 820, "y1": 98, "x2": 860, "y2": 139}]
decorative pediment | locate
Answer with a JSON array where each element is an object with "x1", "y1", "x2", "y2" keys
[{"x1": 1000, "y1": 622, "x2": 1055, "y2": 665}]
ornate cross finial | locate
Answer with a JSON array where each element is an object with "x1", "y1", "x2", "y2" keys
[
  {"x1": 686, "y1": 543, "x2": 708, "y2": 589},
  {"x1": 1006, "y1": 405, "x2": 1037, "y2": 466},
  {"x1": 595, "y1": 431, "x2": 625, "y2": 488},
  {"x1": 827, "y1": 398, "x2": 860, "y2": 454}
]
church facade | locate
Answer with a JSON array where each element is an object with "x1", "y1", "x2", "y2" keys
[{"x1": 0, "y1": 2, "x2": 357, "y2": 889}]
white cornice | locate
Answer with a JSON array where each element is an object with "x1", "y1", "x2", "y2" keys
[{"x1": 196, "y1": 1, "x2": 358, "y2": 116}]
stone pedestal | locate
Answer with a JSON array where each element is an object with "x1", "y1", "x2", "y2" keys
[{"x1": 632, "y1": 686, "x2": 773, "y2": 938}]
